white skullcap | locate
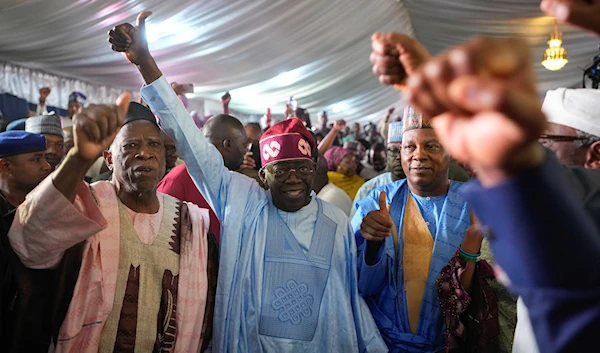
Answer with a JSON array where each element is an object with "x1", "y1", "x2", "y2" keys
[{"x1": 542, "y1": 88, "x2": 600, "y2": 137}]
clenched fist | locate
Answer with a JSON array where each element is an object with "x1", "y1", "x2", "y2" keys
[
  {"x1": 108, "y1": 11, "x2": 152, "y2": 65},
  {"x1": 405, "y1": 37, "x2": 546, "y2": 185},
  {"x1": 370, "y1": 32, "x2": 431, "y2": 90},
  {"x1": 73, "y1": 93, "x2": 131, "y2": 161}
]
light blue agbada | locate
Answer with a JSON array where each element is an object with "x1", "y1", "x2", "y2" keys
[
  {"x1": 142, "y1": 76, "x2": 387, "y2": 353},
  {"x1": 350, "y1": 180, "x2": 469, "y2": 353}
]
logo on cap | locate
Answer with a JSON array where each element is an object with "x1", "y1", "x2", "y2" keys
[
  {"x1": 263, "y1": 141, "x2": 281, "y2": 160},
  {"x1": 298, "y1": 139, "x2": 311, "y2": 157}
]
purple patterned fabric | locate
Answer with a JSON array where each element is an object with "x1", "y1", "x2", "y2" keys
[
  {"x1": 323, "y1": 146, "x2": 351, "y2": 171},
  {"x1": 437, "y1": 251, "x2": 500, "y2": 353}
]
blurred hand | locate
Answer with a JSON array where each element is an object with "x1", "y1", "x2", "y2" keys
[
  {"x1": 73, "y1": 93, "x2": 131, "y2": 161},
  {"x1": 39, "y1": 87, "x2": 51, "y2": 102},
  {"x1": 108, "y1": 11, "x2": 152, "y2": 65},
  {"x1": 360, "y1": 191, "x2": 393, "y2": 242},
  {"x1": 387, "y1": 107, "x2": 395, "y2": 115},
  {"x1": 238, "y1": 151, "x2": 256, "y2": 171},
  {"x1": 541, "y1": 0, "x2": 600, "y2": 36},
  {"x1": 285, "y1": 103, "x2": 294, "y2": 118},
  {"x1": 405, "y1": 37, "x2": 546, "y2": 185},
  {"x1": 333, "y1": 119, "x2": 346, "y2": 132},
  {"x1": 221, "y1": 92, "x2": 231, "y2": 105},
  {"x1": 371, "y1": 32, "x2": 431, "y2": 90}
]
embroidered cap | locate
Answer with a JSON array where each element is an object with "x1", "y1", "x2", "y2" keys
[
  {"x1": 402, "y1": 105, "x2": 431, "y2": 132},
  {"x1": 25, "y1": 115, "x2": 63, "y2": 137},
  {"x1": 259, "y1": 118, "x2": 315, "y2": 166},
  {"x1": 68, "y1": 91, "x2": 87, "y2": 105},
  {"x1": 0, "y1": 131, "x2": 46, "y2": 158},
  {"x1": 387, "y1": 121, "x2": 403, "y2": 143}
]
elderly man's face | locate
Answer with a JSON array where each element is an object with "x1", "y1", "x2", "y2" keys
[
  {"x1": 44, "y1": 134, "x2": 64, "y2": 171},
  {"x1": 539, "y1": 122, "x2": 587, "y2": 166},
  {"x1": 386, "y1": 142, "x2": 406, "y2": 181},
  {"x1": 262, "y1": 159, "x2": 316, "y2": 212},
  {"x1": 108, "y1": 120, "x2": 165, "y2": 193},
  {"x1": 401, "y1": 129, "x2": 450, "y2": 192}
]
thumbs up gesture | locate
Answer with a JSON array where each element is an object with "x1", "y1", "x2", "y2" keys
[
  {"x1": 360, "y1": 191, "x2": 394, "y2": 242},
  {"x1": 73, "y1": 92, "x2": 131, "y2": 162},
  {"x1": 108, "y1": 11, "x2": 153, "y2": 65}
]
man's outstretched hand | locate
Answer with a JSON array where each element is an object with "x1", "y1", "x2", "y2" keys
[
  {"x1": 370, "y1": 32, "x2": 431, "y2": 90},
  {"x1": 541, "y1": 0, "x2": 600, "y2": 36},
  {"x1": 108, "y1": 11, "x2": 152, "y2": 65},
  {"x1": 405, "y1": 37, "x2": 547, "y2": 186}
]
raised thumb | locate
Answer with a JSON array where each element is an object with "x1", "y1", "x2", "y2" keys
[
  {"x1": 116, "y1": 92, "x2": 132, "y2": 126},
  {"x1": 136, "y1": 11, "x2": 153, "y2": 30},
  {"x1": 378, "y1": 191, "x2": 389, "y2": 217}
]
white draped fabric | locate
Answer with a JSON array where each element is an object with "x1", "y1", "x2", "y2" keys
[
  {"x1": 0, "y1": 0, "x2": 598, "y2": 124},
  {"x1": 0, "y1": 61, "x2": 138, "y2": 109}
]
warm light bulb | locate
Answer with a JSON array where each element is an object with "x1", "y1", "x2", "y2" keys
[{"x1": 542, "y1": 20, "x2": 568, "y2": 71}]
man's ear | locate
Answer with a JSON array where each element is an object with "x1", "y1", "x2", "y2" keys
[
  {"x1": 259, "y1": 167, "x2": 269, "y2": 187},
  {"x1": 584, "y1": 140, "x2": 600, "y2": 169},
  {"x1": 103, "y1": 150, "x2": 113, "y2": 171},
  {"x1": 0, "y1": 159, "x2": 11, "y2": 174},
  {"x1": 223, "y1": 138, "x2": 232, "y2": 151}
]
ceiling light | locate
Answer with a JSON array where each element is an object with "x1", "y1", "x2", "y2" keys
[
  {"x1": 273, "y1": 71, "x2": 297, "y2": 86},
  {"x1": 542, "y1": 19, "x2": 568, "y2": 71}
]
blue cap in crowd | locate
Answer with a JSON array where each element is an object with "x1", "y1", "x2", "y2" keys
[{"x1": 0, "y1": 131, "x2": 47, "y2": 158}]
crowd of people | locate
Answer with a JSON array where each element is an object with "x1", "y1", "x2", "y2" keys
[{"x1": 1, "y1": 0, "x2": 599, "y2": 352}]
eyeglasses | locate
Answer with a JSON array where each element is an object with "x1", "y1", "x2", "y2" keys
[
  {"x1": 266, "y1": 164, "x2": 315, "y2": 181},
  {"x1": 539, "y1": 134, "x2": 586, "y2": 142}
]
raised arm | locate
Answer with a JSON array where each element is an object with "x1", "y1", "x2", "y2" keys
[
  {"x1": 8, "y1": 96, "x2": 129, "y2": 269},
  {"x1": 108, "y1": 12, "x2": 232, "y2": 219},
  {"x1": 318, "y1": 119, "x2": 345, "y2": 155}
]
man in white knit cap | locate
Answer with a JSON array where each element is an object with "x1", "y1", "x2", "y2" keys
[{"x1": 539, "y1": 88, "x2": 600, "y2": 169}]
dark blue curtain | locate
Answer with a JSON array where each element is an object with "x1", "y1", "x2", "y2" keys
[{"x1": 0, "y1": 93, "x2": 68, "y2": 122}]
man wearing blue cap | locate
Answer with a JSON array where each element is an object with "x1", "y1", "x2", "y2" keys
[
  {"x1": 0, "y1": 130, "x2": 52, "y2": 353},
  {"x1": 0, "y1": 131, "x2": 50, "y2": 214}
]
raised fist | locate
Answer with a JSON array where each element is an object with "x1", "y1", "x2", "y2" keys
[
  {"x1": 221, "y1": 92, "x2": 231, "y2": 105},
  {"x1": 405, "y1": 37, "x2": 546, "y2": 183},
  {"x1": 333, "y1": 119, "x2": 346, "y2": 132},
  {"x1": 371, "y1": 33, "x2": 431, "y2": 90},
  {"x1": 39, "y1": 87, "x2": 51, "y2": 102},
  {"x1": 73, "y1": 93, "x2": 131, "y2": 161},
  {"x1": 108, "y1": 11, "x2": 152, "y2": 65},
  {"x1": 541, "y1": 0, "x2": 600, "y2": 36}
]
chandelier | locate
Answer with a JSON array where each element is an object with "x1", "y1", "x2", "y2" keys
[{"x1": 542, "y1": 20, "x2": 568, "y2": 71}]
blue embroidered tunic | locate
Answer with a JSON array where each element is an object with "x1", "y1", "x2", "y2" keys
[
  {"x1": 351, "y1": 180, "x2": 470, "y2": 352},
  {"x1": 142, "y1": 76, "x2": 388, "y2": 353}
]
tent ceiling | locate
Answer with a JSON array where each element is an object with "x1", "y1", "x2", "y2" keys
[{"x1": 0, "y1": 0, "x2": 598, "y2": 123}]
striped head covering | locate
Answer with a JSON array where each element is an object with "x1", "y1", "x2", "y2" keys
[
  {"x1": 323, "y1": 146, "x2": 351, "y2": 171},
  {"x1": 388, "y1": 121, "x2": 403, "y2": 143},
  {"x1": 25, "y1": 115, "x2": 63, "y2": 137}
]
